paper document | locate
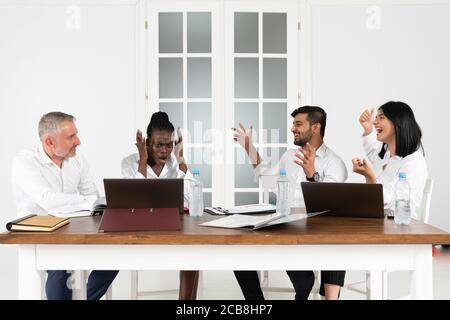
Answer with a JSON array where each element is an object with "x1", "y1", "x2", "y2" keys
[
  {"x1": 200, "y1": 210, "x2": 328, "y2": 230},
  {"x1": 48, "y1": 197, "x2": 107, "y2": 218},
  {"x1": 204, "y1": 204, "x2": 276, "y2": 215},
  {"x1": 49, "y1": 209, "x2": 92, "y2": 218}
]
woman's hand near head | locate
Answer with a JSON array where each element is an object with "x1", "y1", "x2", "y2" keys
[
  {"x1": 135, "y1": 130, "x2": 148, "y2": 162},
  {"x1": 135, "y1": 129, "x2": 149, "y2": 177},
  {"x1": 174, "y1": 128, "x2": 188, "y2": 173},
  {"x1": 174, "y1": 128, "x2": 184, "y2": 160},
  {"x1": 359, "y1": 109, "x2": 375, "y2": 136}
]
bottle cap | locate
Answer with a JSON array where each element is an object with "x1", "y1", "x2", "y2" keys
[
  {"x1": 193, "y1": 168, "x2": 200, "y2": 176},
  {"x1": 399, "y1": 172, "x2": 407, "y2": 180},
  {"x1": 279, "y1": 169, "x2": 287, "y2": 177}
]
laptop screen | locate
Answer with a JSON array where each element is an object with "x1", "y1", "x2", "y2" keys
[
  {"x1": 103, "y1": 178, "x2": 184, "y2": 214},
  {"x1": 301, "y1": 182, "x2": 385, "y2": 218}
]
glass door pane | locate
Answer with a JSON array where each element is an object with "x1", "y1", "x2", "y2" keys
[
  {"x1": 263, "y1": 13, "x2": 287, "y2": 54},
  {"x1": 159, "y1": 58, "x2": 183, "y2": 98},
  {"x1": 234, "y1": 12, "x2": 258, "y2": 53},
  {"x1": 227, "y1": 3, "x2": 297, "y2": 206},
  {"x1": 187, "y1": 12, "x2": 211, "y2": 53},
  {"x1": 159, "y1": 12, "x2": 183, "y2": 53},
  {"x1": 149, "y1": 3, "x2": 220, "y2": 206}
]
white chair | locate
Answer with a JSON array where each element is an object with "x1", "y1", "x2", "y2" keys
[
  {"x1": 417, "y1": 178, "x2": 434, "y2": 224},
  {"x1": 346, "y1": 178, "x2": 434, "y2": 299},
  {"x1": 259, "y1": 175, "x2": 321, "y2": 299}
]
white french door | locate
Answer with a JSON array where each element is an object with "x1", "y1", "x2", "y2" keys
[
  {"x1": 145, "y1": 0, "x2": 299, "y2": 207},
  {"x1": 224, "y1": 1, "x2": 299, "y2": 207},
  {"x1": 147, "y1": 1, "x2": 224, "y2": 207}
]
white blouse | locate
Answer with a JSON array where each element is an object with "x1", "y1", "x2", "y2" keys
[
  {"x1": 362, "y1": 132, "x2": 428, "y2": 218},
  {"x1": 121, "y1": 153, "x2": 193, "y2": 206}
]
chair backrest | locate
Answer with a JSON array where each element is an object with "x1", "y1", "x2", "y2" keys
[
  {"x1": 260, "y1": 175, "x2": 278, "y2": 204},
  {"x1": 417, "y1": 178, "x2": 434, "y2": 224}
]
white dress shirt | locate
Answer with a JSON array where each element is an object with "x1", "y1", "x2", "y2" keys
[
  {"x1": 362, "y1": 132, "x2": 428, "y2": 218},
  {"x1": 254, "y1": 143, "x2": 348, "y2": 207},
  {"x1": 11, "y1": 144, "x2": 98, "y2": 216},
  {"x1": 121, "y1": 153, "x2": 193, "y2": 206}
]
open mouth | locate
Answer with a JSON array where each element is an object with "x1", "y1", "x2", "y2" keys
[{"x1": 375, "y1": 128, "x2": 383, "y2": 135}]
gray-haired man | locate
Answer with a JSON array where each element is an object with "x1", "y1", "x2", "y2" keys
[{"x1": 11, "y1": 112, "x2": 117, "y2": 300}]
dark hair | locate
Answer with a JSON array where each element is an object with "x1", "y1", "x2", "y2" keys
[
  {"x1": 377, "y1": 101, "x2": 424, "y2": 159},
  {"x1": 146, "y1": 111, "x2": 175, "y2": 138},
  {"x1": 291, "y1": 106, "x2": 327, "y2": 138}
]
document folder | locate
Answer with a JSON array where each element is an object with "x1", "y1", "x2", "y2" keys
[{"x1": 98, "y1": 207, "x2": 181, "y2": 232}]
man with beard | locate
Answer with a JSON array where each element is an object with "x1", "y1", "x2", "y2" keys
[
  {"x1": 11, "y1": 112, "x2": 118, "y2": 299},
  {"x1": 231, "y1": 106, "x2": 347, "y2": 300}
]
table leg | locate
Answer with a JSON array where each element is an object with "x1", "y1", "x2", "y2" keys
[
  {"x1": 411, "y1": 245, "x2": 432, "y2": 300},
  {"x1": 18, "y1": 245, "x2": 44, "y2": 300},
  {"x1": 367, "y1": 270, "x2": 383, "y2": 300}
]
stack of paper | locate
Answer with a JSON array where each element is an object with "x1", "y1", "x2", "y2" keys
[{"x1": 204, "y1": 204, "x2": 276, "y2": 215}]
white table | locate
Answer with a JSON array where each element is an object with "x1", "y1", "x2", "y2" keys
[{"x1": 3, "y1": 215, "x2": 447, "y2": 300}]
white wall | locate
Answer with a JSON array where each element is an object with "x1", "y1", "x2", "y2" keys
[
  {"x1": 0, "y1": 2, "x2": 137, "y2": 299},
  {"x1": 310, "y1": 2, "x2": 450, "y2": 232},
  {"x1": 1, "y1": 0, "x2": 450, "y2": 300}
]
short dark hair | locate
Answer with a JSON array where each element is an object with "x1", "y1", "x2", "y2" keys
[
  {"x1": 290, "y1": 106, "x2": 327, "y2": 138},
  {"x1": 146, "y1": 111, "x2": 175, "y2": 138},
  {"x1": 378, "y1": 101, "x2": 424, "y2": 159}
]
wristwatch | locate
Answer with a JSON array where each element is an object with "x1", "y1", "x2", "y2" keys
[{"x1": 306, "y1": 172, "x2": 320, "y2": 182}]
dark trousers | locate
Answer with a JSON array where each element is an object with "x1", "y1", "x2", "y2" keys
[
  {"x1": 45, "y1": 270, "x2": 119, "y2": 300},
  {"x1": 234, "y1": 270, "x2": 345, "y2": 300},
  {"x1": 319, "y1": 271, "x2": 346, "y2": 296}
]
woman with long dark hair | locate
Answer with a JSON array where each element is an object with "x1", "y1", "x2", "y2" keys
[
  {"x1": 122, "y1": 111, "x2": 199, "y2": 300},
  {"x1": 352, "y1": 101, "x2": 428, "y2": 217}
]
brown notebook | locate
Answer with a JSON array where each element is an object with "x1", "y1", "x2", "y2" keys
[
  {"x1": 6, "y1": 214, "x2": 70, "y2": 232},
  {"x1": 98, "y1": 207, "x2": 181, "y2": 232}
]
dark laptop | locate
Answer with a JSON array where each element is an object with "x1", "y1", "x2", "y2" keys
[
  {"x1": 301, "y1": 182, "x2": 385, "y2": 218},
  {"x1": 99, "y1": 179, "x2": 184, "y2": 232},
  {"x1": 103, "y1": 178, "x2": 184, "y2": 214}
]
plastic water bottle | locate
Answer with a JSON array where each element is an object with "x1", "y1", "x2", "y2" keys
[
  {"x1": 276, "y1": 169, "x2": 291, "y2": 216},
  {"x1": 394, "y1": 172, "x2": 411, "y2": 225},
  {"x1": 292, "y1": 183, "x2": 302, "y2": 208},
  {"x1": 189, "y1": 169, "x2": 204, "y2": 217}
]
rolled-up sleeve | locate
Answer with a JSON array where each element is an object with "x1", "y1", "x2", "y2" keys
[{"x1": 362, "y1": 132, "x2": 383, "y2": 163}]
